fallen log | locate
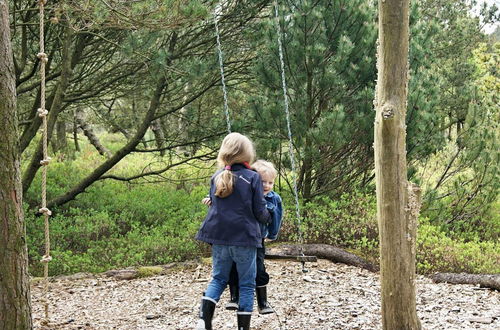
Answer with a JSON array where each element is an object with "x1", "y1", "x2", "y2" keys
[
  {"x1": 430, "y1": 273, "x2": 500, "y2": 291},
  {"x1": 266, "y1": 243, "x2": 378, "y2": 273}
]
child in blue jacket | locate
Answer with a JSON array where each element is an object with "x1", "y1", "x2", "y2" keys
[
  {"x1": 195, "y1": 133, "x2": 271, "y2": 330},
  {"x1": 225, "y1": 160, "x2": 283, "y2": 315}
]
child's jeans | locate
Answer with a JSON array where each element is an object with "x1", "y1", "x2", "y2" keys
[
  {"x1": 205, "y1": 244, "x2": 257, "y2": 312},
  {"x1": 229, "y1": 240, "x2": 269, "y2": 287}
]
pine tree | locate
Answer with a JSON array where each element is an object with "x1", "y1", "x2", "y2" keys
[
  {"x1": 0, "y1": 0, "x2": 32, "y2": 327},
  {"x1": 251, "y1": 0, "x2": 378, "y2": 199}
]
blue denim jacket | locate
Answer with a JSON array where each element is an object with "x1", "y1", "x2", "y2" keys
[
  {"x1": 195, "y1": 164, "x2": 271, "y2": 248},
  {"x1": 261, "y1": 191, "x2": 283, "y2": 240}
]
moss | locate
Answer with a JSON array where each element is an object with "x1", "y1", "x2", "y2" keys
[{"x1": 137, "y1": 266, "x2": 163, "y2": 278}]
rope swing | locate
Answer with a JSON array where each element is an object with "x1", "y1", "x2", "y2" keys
[
  {"x1": 213, "y1": 2, "x2": 231, "y2": 134},
  {"x1": 272, "y1": 0, "x2": 316, "y2": 271},
  {"x1": 37, "y1": 0, "x2": 53, "y2": 324},
  {"x1": 212, "y1": 1, "x2": 316, "y2": 271}
]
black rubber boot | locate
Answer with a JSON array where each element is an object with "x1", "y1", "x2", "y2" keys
[
  {"x1": 196, "y1": 297, "x2": 216, "y2": 330},
  {"x1": 225, "y1": 284, "x2": 239, "y2": 310},
  {"x1": 256, "y1": 286, "x2": 274, "y2": 314},
  {"x1": 237, "y1": 312, "x2": 251, "y2": 330}
]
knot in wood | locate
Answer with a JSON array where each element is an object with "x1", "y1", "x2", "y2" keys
[{"x1": 381, "y1": 104, "x2": 395, "y2": 119}]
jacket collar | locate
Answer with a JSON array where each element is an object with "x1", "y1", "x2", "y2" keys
[
  {"x1": 230, "y1": 162, "x2": 252, "y2": 171},
  {"x1": 265, "y1": 191, "x2": 276, "y2": 198}
]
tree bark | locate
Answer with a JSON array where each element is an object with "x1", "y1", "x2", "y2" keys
[
  {"x1": 430, "y1": 273, "x2": 500, "y2": 291},
  {"x1": 374, "y1": 0, "x2": 420, "y2": 329},
  {"x1": 73, "y1": 110, "x2": 80, "y2": 152},
  {"x1": 46, "y1": 31, "x2": 178, "y2": 209},
  {"x1": 75, "y1": 110, "x2": 112, "y2": 158},
  {"x1": 266, "y1": 244, "x2": 378, "y2": 272},
  {"x1": 47, "y1": 76, "x2": 167, "y2": 208},
  {"x1": 19, "y1": 33, "x2": 86, "y2": 154},
  {"x1": 150, "y1": 119, "x2": 165, "y2": 156},
  {"x1": 0, "y1": 0, "x2": 32, "y2": 327},
  {"x1": 22, "y1": 26, "x2": 74, "y2": 194},
  {"x1": 53, "y1": 119, "x2": 68, "y2": 154}
]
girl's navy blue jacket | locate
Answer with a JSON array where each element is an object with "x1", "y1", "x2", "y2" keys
[{"x1": 195, "y1": 163, "x2": 271, "y2": 248}]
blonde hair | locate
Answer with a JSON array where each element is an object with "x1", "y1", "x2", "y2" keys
[
  {"x1": 252, "y1": 160, "x2": 278, "y2": 179},
  {"x1": 214, "y1": 133, "x2": 256, "y2": 198}
]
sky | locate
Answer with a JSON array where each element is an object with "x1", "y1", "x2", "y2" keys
[{"x1": 472, "y1": 0, "x2": 499, "y2": 33}]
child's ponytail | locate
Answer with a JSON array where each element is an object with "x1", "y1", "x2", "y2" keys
[
  {"x1": 213, "y1": 132, "x2": 255, "y2": 199},
  {"x1": 214, "y1": 168, "x2": 234, "y2": 198}
]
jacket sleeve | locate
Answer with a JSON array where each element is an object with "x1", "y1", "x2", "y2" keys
[
  {"x1": 252, "y1": 175, "x2": 271, "y2": 225},
  {"x1": 266, "y1": 194, "x2": 283, "y2": 240}
]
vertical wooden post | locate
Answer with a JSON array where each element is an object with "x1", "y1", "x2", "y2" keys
[{"x1": 374, "y1": 0, "x2": 421, "y2": 329}]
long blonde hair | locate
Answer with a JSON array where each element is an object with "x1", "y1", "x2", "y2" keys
[{"x1": 214, "y1": 133, "x2": 256, "y2": 198}]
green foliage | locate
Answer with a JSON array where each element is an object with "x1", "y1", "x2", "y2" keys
[
  {"x1": 279, "y1": 192, "x2": 379, "y2": 263},
  {"x1": 416, "y1": 218, "x2": 500, "y2": 274},
  {"x1": 25, "y1": 156, "x2": 498, "y2": 276},
  {"x1": 279, "y1": 192, "x2": 499, "y2": 274},
  {"x1": 18, "y1": 0, "x2": 499, "y2": 279},
  {"x1": 249, "y1": 0, "x2": 377, "y2": 198},
  {"x1": 26, "y1": 180, "x2": 208, "y2": 276},
  {"x1": 419, "y1": 42, "x2": 499, "y2": 231}
]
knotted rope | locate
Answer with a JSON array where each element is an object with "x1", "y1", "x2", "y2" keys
[{"x1": 37, "y1": 0, "x2": 52, "y2": 324}]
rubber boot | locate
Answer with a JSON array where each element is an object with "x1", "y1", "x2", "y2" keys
[
  {"x1": 256, "y1": 286, "x2": 274, "y2": 314},
  {"x1": 225, "y1": 284, "x2": 239, "y2": 310},
  {"x1": 236, "y1": 312, "x2": 251, "y2": 330},
  {"x1": 196, "y1": 297, "x2": 216, "y2": 330}
]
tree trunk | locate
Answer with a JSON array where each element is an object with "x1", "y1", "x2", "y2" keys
[
  {"x1": 22, "y1": 26, "x2": 74, "y2": 194},
  {"x1": 374, "y1": 0, "x2": 420, "y2": 329},
  {"x1": 0, "y1": 1, "x2": 33, "y2": 327},
  {"x1": 47, "y1": 76, "x2": 167, "y2": 208},
  {"x1": 150, "y1": 119, "x2": 165, "y2": 156},
  {"x1": 45, "y1": 32, "x2": 178, "y2": 209},
  {"x1": 53, "y1": 118, "x2": 67, "y2": 154},
  {"x1": 73, "y1": 109, "x2": 80, "y2": 153},
  {"x1": 430, "y1": 273, "x2": 500, "y2": 291},
  {"x1": 266, "y1": 244, "x2": 378, "y2": 272},
  {"x1": 75, "y1": 109, "x2": 112, "y2": 158},
  {"x1": 19, "y1": 33, "x2": 86, "y2": 154}
]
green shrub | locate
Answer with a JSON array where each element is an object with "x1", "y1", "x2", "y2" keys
[
  {"x1": 26, "y1": 181, "x2": 209, "y2": 276},
  {"x1": 24, "y1": 149, "x2": 498, "y2": 276},
  {"x1": 416, "y1": 218, "x2": 500, "y2": 274},
  {"x1": 279, "y1": 192, "x2": 379, "y2": 263}
]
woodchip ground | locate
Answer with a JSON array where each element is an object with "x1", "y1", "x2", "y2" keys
[{"x1": 32, "y1": 259, "x2": 499, "y2": 329}]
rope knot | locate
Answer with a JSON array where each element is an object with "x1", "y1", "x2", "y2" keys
[
  {"x1": 37, "y1": 108, "x2": 49, "y2": 117},
  {"x1": 37, "y1": 52, "x2": 49, "y2": 63},
  {"x1": 39, "y1": 207, "x2": 52, "y2": 216},
  {"x1": 37, "y1": 0, "x2": 48, "y2": 6},
  {"x1": 40, "y1": 157, "x2": 52, "y2": 166},
  {"x1": 40, "y1": 255, "x2": 52, "y2": 263}
]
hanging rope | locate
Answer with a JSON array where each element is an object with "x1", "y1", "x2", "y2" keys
[
  {"x1": 37, "y1": 0, "x2": 52, "y2": 324},
  {"x1": 273, "y1": 1, "x2": 305, "y2": 258},
  {"x1": 213, "y1": 2, "x2": 231, "y2": 133}
]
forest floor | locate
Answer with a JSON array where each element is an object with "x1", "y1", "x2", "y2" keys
[{"x1": 32, "y1": 259, "x2": 499, "y2": 330}]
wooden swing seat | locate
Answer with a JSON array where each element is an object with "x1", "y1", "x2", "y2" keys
[{"x1": 265, "y1": 254, "x2": 318, "y2": 263}]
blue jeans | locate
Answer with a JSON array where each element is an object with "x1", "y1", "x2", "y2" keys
[
  {"x1": 204, "y1": 245, "x2": 257, "y2": 312},
  {"x1": 229, "y1": 240, "x2": 269, "y2": 287}
]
